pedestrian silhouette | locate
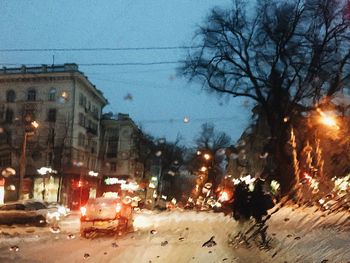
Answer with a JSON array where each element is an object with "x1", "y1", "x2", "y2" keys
[
  {"x1": 232, "y1": 181, "x2": 251, "y2": 221},
  {"x1": 250, "y1": 178, "x2": 274, "y2": 245}
]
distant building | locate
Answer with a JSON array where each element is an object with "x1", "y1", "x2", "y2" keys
[
  {"x1": 0, "y1": 64, "x2": 108, "y2": 207},
  {"x1": 99, "y1": 113, "x2": 152, "y2": 203}
]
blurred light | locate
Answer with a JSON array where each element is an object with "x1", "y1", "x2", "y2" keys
[
  {"x1": 115, "y1": 203, "x2": 122, "y2": 213},
  {"x1": 317, "y1": 109, "x2": 339, "y2": 129},
  {"x1": 80, "y1": 206, "x2": 87, "y2": 216},
  {"x1": 31, "y1": 121, "x2": 39, "y2": 129},
  {"x1": 196, "y1": 150, "x2": 201, "y2": 155},
  {"x1": 88, "y1": 171, "x2": 98, "y2": 177},
  {"x1": 200, "y1": 166, "x2": 207, "y2": 172},
  {"x1": 8, "y1": 185, "x2": 16, "y2": 191},
  {"x1": 203, "y1": 153, "x2": 211, "y2": 160}
]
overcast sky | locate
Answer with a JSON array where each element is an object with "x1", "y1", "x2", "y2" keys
[{"x1": 0, "y1": 0, "x2": 252, "y2": 146}]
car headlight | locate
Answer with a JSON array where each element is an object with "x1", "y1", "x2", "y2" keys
[{"x1": 47, "y1": 211, "x2": 61, "y2": 220}]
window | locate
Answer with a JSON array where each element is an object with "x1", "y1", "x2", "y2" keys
[
  {"x1": 106, "y1": 135, "x2": 118, "y2": 158},
  {"x1": 0, "y1": 153, "x2": 11, "y2": 167},
  {"x1": 5, "y1": 108, "x2": 13, "y2": 123},
  {"x1": 79, "y1": 93, "x2": 87, "y2": 107},
  {"x1": 6, "y1": 90, "x2": 16, "y2": 102},
  {"x1": 78, "y1": 133, "x2": 85, "y2": 147},
  {"x1": 91, "y1": 140, "x2": 97, "y2": 154},
  {"x1": 48, "y1": 88, "x2": 56, "y2": 101},
  {"x1": 110, "y1": 162, "x2": 116, "y2": 172},
  {"x1": 47, "y1": 128, "x2": 55, "y2": 145},
  {"x1": 78, "y1": 113, "x2": 85, "y2": 127},
  {"x1": 27, "y1": 89, "x2": 36, "y2": 101},
  {"x1": 47, "y1": 109, "x2": 57, "y2": 122}
]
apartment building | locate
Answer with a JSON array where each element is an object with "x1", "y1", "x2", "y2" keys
[
  {"x1": 99, "y1": 113, "x2": 151, "y2": 202},
  {"x1": 0, "y1": 64, "x2": 108, "y2": 207}
]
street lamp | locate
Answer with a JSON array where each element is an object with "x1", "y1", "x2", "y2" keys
[
  {"x1": 317, "y1": 108, "x2": 339, "y2": 130},
  {"x1": 18, "y1": 121, "x2": 38, "y2": 200}
]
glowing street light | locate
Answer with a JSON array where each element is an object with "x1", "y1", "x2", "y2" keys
[
  {"x1": 317, "y1": 109, "x2": 339, "y2": 129},
  {"x1": 203, "y1": 153, "x2": 211, "y2": 160},
  {"x1": 200, "y1": 166, "x2": 207, "y2": 172}
]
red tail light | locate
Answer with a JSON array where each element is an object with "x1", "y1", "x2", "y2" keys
[
  {"x1": 80, "y1": 206, "x2": 87, "y2": 216},
  {"x1": 115, "y1": 203, "x2": 122, "y2": 213}
]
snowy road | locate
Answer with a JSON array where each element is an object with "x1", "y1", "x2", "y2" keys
[{"x1": 0, "y1": 207, "x2": 349, "y2": 263}]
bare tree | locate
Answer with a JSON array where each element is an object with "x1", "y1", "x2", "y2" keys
[{"x1": 181, "y1": 0, "x2": 350, "y2": 193}]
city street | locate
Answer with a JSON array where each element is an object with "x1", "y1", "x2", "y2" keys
[{"x1": 0, "y1": 206, "x2": 349, "y2": 263}]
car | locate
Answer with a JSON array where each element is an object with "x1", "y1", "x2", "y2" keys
[
  {"x1": 0, "y1": 200, "x2": 54, "y2": 226},
  {"x1": 45, "y1": 202, "x2": 70, "y2": 219},
  {"x1": 79, "y1": 197, "x2": 133, "y2": 238}
]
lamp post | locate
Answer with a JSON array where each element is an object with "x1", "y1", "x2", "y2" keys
[{"x1": 18, "y1": 121, "x2": 38, "y2": 200}]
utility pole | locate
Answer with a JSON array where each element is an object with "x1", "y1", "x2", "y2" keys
[
  {"x1": 18, "y1": 132, "x2": 28, "y2": 200},
  {"x1": 18, "y1": 121, "x2": 38, "y2": 200}
]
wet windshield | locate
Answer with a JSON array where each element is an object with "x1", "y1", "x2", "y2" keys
[{"x1": 0, "y1": 1, "x2": 349, "y2": 262}]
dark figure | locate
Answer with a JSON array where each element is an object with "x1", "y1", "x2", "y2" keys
[
  {"x1": 250, "y1": 179, "x2": 274, "y2": 245},
  {"x1": 250, "y1": 179, "x2": 274, "y2": 222},
  {"x1": 232, "y1": 182, "x2": 251, "y2": 221}
]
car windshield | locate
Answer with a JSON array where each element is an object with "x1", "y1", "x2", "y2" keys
[{"x1": 0, "y1": 1, "x2": 349, "y2": 262}]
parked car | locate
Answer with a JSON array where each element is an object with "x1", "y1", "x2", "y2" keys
[
  {"x1": 0, "y1": 200, "x2": 54, "y2": 226},
  {"x1": 45, "y1": 202, "x2": 70, "y2": 219},
  {"x1": 80, "y1": 197, "x2": 133, "y2": 238}
]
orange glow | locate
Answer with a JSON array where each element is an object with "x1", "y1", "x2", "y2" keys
[
  {"x1": 317, "y1": 108, "x2": 339, "y2": 129},
  {"x1": 115, "y1": 203, "x2": 122, "y2": 213},
  {"x1": 203, "y1": 153, "x2": 211, "y2": 160},
  {"x1": 200, "y1": 166, "x2": 207, "y2": 172}
]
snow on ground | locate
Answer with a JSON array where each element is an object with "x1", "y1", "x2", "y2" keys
[{"x1": 0, "y1": 206, "x2": 348, "y2": 263}]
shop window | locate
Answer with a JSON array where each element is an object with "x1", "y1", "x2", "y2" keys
[
  {"x1": 27, "y1": 89, "x2": 36, "y2": 101},
  {"x1": 48, "y1": 88, "x2": 56, "y2": 101},
  {"x1": 6, "y1": 90, "x2": 16, "y2": 102},
  {"x1": 47, "y1": 109, "x2": 57, "y2": 122}
]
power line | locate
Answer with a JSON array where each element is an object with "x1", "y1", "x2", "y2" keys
[
  {"x1": 0, "y1": 46, "x2": 202, "y2": 53},
  {"x1": 0, "y1": 61, "x2": 184, "y2": 67}
]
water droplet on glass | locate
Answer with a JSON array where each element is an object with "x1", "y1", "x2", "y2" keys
[
  {"x1": 111, "y1": 242, "x2": 118, "y2": 248},
  {"x1": 50, "y1": 226, "x2": 61, "y2": 234},
  {"x1": 67, "y1": 233, "x2": 75, "y2": 239},
  {"x1": 9, "y1": 245, "x2": 19, "y2": 252},
  {"x1": 161, "y1": 241, "x2": 168, "y2": 246},
  {"x1": 155, "y1": 151, "x2": 162, "y2": 157},
  {"x1": 183, "y1": 116, "x2": 190, "y2": 123},
  {"x1": 123, "y1": 93, "x2": 133, "y2": 101},
  {"x1": 202, "y1": 236, "x2": 216, "y2": 247},
  {"x1": 83, "y1": 253, "x2": 90, "y2": 259},
  {"x1": 179, "y1": 237, "x2": 185, "y2": 241}
]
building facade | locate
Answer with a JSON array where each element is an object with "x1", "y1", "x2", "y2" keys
[
  {"x1": 99, "y1": 113, "x2": 151, "y2": 203},
  {"x1": 0, "y1": 64, "x2": 108, "y2": 208}
]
